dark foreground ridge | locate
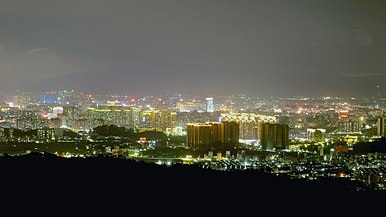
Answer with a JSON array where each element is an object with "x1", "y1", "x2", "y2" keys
[{"x1": 0, "y1": 152, "x2": 374, "y2": 196}]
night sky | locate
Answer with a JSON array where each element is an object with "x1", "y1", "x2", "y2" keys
[{"x1": 0, "y1": 0, "x2": 385, "y2": 97}]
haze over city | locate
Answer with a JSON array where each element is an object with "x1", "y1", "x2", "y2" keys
[
  {"x1": 0, "y1": 0, "x2": 385, "y2": 97},
  {"x1": 2, "y1": 0, "x2": 386, "y2": 197}
]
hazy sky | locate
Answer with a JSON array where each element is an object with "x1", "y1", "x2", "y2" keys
[{"x1": 0, "y1": 0, "x2": 385, "y2": 97}]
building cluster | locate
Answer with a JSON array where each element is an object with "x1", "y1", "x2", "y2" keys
[
  {"x1": 0, "y1": 127, "x2": 63, "y2": 143},
  {"x1": 0, "y1": 91, "x2": 385, "y2": 150},
  {"x1": 1, "y1": 91, "x2": 386, "y2": 191},
  {"x1": 186, "y1": 121, "x2": 239, "y2": 148},
  {"x1": 220, "y1": 113, "x2": 276, "y2": 141},
  {"x1": 82, "y1": 106, "x2": 177, "y2": 133}
]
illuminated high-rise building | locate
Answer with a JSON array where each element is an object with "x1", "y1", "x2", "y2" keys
[
  {"x1": 206, "y1": 97, "x2": 214, "y2": 112},
  {"x1": 338, "y1": 119, "x2": 360, "y2": 134},
  {"x1": 37, "y1": 128, "x2": 56, "y2": 143},
  {"x1": 223, "y1": 121, "x2": 239, "y2": 144},
  {"x1": 377, "y1": 110, "x2": 385, "y2": 137},
  {"x1": 210, "y1": 122, "x2": 224, "y2": 145},
  {"x1": 161, "y1": 110, "x2": 177, "y2": 132},
  {"x1": 187, "y1": 123, "x2": 212, "y2": 149},
  {"x1": 260, "y1": 123, "x2": 289, "y2": 150},
  {"x1": 139, "y1": 110, "x2": 176, "y2": 132},
  {"x1": 186, "y1": 121, "x2": 239, "y2": 149},
  {"x1": 87, "y1": 106, "x2": 140, "y2": 130},
  {"x1": 176, "y1": 100, "x2": 202, "y2": 112},
  {"x1": 139, "y1": 110, "x2": 160, "y2": 130},
  {"x1": 13, "y1": 94, "x2": 32, "y2": 108},
  {"x1": 220, "y1": 113, "x2": 276, "y2": 141}
]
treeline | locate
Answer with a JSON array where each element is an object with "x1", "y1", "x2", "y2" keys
[
  {"x1": 1, "y1": 125, "x2": 173, "y2": 143},
  {"x1": 90, "y1": 124, "x2": 168, "y2": 141},
  {"x1": 4, "y1": 128, "x2": 37, "y2": 138}
]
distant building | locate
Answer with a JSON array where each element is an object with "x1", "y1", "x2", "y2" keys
[
  {"x1": 87, "y1": 106, "x2": 140, "y2": 130},
  {"x1": 176, "y1": 101, "x2": 203, "y2": 112},
  {"x1": 0, "y1": 128, "x2": 15, "y2": 141},
  {"x1": 210, "y1": 122, "x2": 223, "y2": 145},
  {"x1": 37, "y1": 128, "x2": 56, "y2": 142},
  {"x1": 377, "y1": 111, "x2": 385, "y2": 137},
  {"x1": 40, "y1": 93, "x2": 58, "y2": 104},
  {"x1": 220, "y1": 113, "x2": 276, "y2": 141},
  {"x1": 223, "y1": 121, "x2": 239, "y2": 144},
  {"x1": 206, "y1": 97, "x2": 214, "y2": 112},
  {"x1": 186, "y1": 121, "x2": 239, "y2": 149},
  {"x1": 186, "y1": 123, "x2": 211, "y2": 149},
  {"x1": 337, "y1": 111, "x2": 362, "y2": 134},
  {"x1": 338, "y1": 118, "x2": 360, "y2": 134},
  {"x1": 260, "y1": 123, "x2": 289, "y2": 150},
  {"x1": 50, "y1": 117, "x2": 62, "y2": 129},
  {"x1": 139, "y1": 110, "x2": 176, "y2": 132}
]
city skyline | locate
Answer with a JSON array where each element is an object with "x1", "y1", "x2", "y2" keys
[
  {"x1": 1, "y1": 1, "x2": 386, "y2": 193},
  {"x1": 0, "y1": 88, "x2": 385, "y2": 192},
  {"x1": 0, "y1": 0, "x2": 385, "y2": 97}
]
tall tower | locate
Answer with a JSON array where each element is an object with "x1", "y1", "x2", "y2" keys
[
  {"x1": 186, "y1": 121, "x2": 239, "y2": 149},
  {"x1": 186, "y1": 123, "x2": 211, "y2": 149},
  {"x1": 377, "y1": 110, "x2": 385, "y2": 137},
  {"x1": 210, "y1": 122, "x2": 224, "y2": 145},
  {"x1": 223, "y1": 121, "x2": 239, "y2": 144},
  {"x1": 160, "y1": 110, "x2": 177, "y2": 132},
  {"x1": 261, "y1": 123, "x2": 289, "y2": 150},
  {"x1": 206, "y1": 97, "x2": 214, "y2": 112}
]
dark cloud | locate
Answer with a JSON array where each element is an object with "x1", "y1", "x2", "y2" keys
[{"x1": 0, "y1": 0, "x2": 385, "y2": 97}]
